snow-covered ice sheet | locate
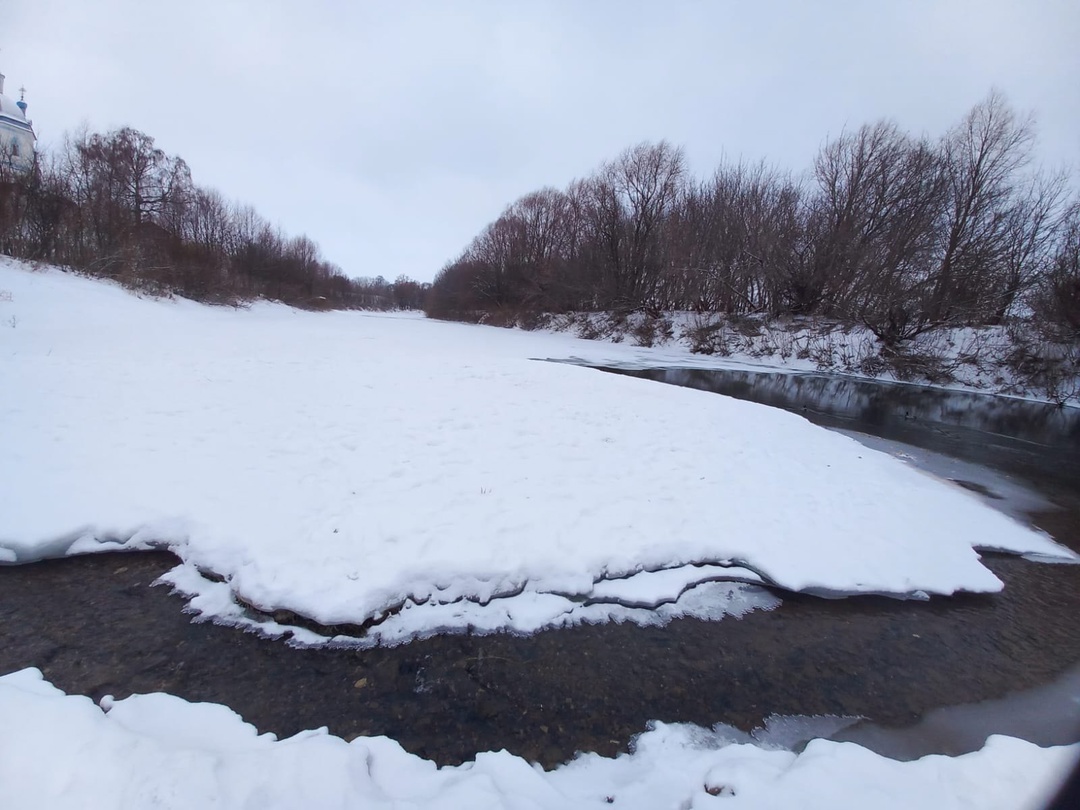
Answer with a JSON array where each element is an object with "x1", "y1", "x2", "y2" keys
[
  {"x1": 587, "y1": 563, "x2": 764, "y2": 606},
  {"x1": 160, "y1": 564, "x2": 780, "y2": 647},
  {"x1": 0, "y1": 668, "x2": 1075, "y2": 810},
  {"x1": 0, "y1": 260, "x2": 1074, "y2": 641}
]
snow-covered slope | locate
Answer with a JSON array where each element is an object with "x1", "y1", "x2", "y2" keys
[
  {"x1": 0, "y1": 669, "x2": 1075, "y2": 810},
  {"x1": 0, "y1": 260, "x2": 1073, "y2": 642}
]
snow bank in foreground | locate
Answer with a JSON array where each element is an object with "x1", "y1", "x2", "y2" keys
[
  {"x1": 0, "y1": 669, "x2": 1074, "y2": 810},
  {"x1": 0, "y1": 261, "x2": 1074, "y2": 641}
]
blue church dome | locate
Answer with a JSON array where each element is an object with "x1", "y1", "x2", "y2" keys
[{"x1": 0, "y1": 69, "x2": 37, "y2": 170}]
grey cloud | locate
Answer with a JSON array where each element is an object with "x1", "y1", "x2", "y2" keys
[{"x1": 4, "y1": 0, "x2": 1076, "y2": 282}]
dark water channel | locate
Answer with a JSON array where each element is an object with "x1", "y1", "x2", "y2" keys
[
  {"x1": 597, "y1": 366, "x2": 1080, "y2": 757},
  {"x1": 2, "y1": 367, "x2": 1080, "y2": 770}
]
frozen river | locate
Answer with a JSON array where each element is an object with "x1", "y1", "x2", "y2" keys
[{"x1": 2, "y1": 365, "x2": 1078, "y2": 768}]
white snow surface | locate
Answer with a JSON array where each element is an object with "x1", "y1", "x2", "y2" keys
[
  {"x1": 1, "y1": 668, "x2": 1075, "y2": 810},
  {"x1": 0, "y1": 260, "x2": 1074, "y2": 639},
  {"x1": 160, "y1": 564, "x2": 779, "y2": 647}
]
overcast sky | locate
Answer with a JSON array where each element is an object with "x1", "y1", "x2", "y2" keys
[{"x1": 4, "y1": 0, "x2": 1077, "y2": 282}]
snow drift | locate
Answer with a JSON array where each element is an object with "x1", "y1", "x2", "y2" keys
[{"x1": 0, "y1": 668, "x2": 1074, "y2": 810}]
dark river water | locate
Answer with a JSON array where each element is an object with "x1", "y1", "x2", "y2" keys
[{"x1": 1, "y1": 366, "x2": 1079, "y2": 770}]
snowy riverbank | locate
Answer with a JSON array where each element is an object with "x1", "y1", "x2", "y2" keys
[{"x1": 529, "y1": 310, "x2": 1080, "y2": 407}]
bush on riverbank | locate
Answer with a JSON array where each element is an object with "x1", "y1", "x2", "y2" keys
[
  {"x1": 426, "y1": 91, "x2": 1079, "y2": 402},
  {"x1": 0, "y1": 129, "x2": 426, "y2": 310}
]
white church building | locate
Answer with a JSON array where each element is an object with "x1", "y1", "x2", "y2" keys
[{"x1": 0, "y1": 67, "x2": 36, "y2": 172}]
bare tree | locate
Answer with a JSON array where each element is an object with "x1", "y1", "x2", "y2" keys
[
  {"x1": 805, "y1": 121, "x2": 946, "y2": 340},
  {"x1": 929, "y1": 90, "x2": 1036, "y2": 323},
  {"x1": 991, "y1": 169, "x2": 1070, "y2": 322},
  {"x1": 1032, "y1": 202, "x2": 1080, "y2": 340},
  {"x1": 583, "y1": 141, "x2": 686, "y2": 310}
]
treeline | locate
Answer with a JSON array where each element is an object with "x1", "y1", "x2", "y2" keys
[
  {"x1": 428, "y1": 91, "x2": 1079, "y2": 347},
  {"x1": 0, "y1": 127, "x2": 427, "y2": 309}
]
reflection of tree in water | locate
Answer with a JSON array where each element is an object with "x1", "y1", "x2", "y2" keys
[{"x1": 625, "y1": 368, "x2": 1079, "y2": 446}]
